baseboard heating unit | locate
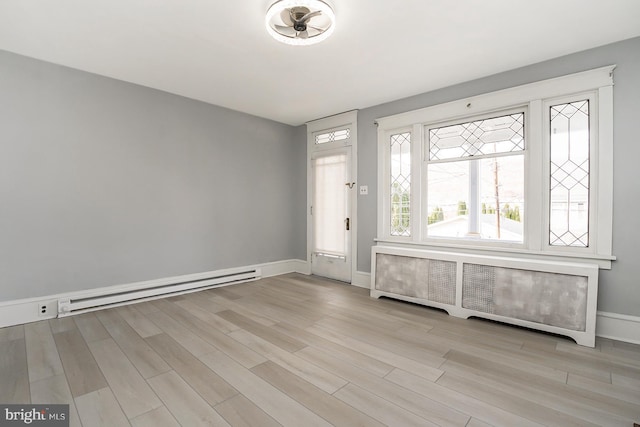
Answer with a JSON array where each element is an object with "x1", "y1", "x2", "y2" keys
[
  {"x1": 58, "y1": 266, "x2": 261, "y2": 317},
  {"x1": 371, "y1": 246, "x2": 598, "y2": 347}
]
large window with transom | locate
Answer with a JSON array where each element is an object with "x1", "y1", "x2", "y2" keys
[{"x1": 376, "y1": 66, "x2": 615, "y2": 267}]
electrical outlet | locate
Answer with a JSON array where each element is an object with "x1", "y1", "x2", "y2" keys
[
  {"x1": 38, "y1": 303, "x2": 49, "y2": 317},
  {"x1": 36, "y1": 300, "x2": 57, "y2": 318},
  {"x1": 359, "y1": 185, "x2": 368, "y2": 195}
]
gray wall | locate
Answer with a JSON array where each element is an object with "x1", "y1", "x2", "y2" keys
[
  {"x1": 0, "y1": 50, "x2": 306, "y2": 301},
  {"x1": 2, "y1": 36, "x2": 639, "y2": 318},
  {"x1": 356, "y1": 37, "x2": 640, "y2": 317}
]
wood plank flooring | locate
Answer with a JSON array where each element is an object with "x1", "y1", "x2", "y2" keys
[{"x1": 1, "y1": 273, "x2": 639, "y2": 426}]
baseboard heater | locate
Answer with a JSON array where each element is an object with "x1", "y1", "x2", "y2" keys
[
  {"x1": 58, "y1": 267, "x2": 261, "y2": 317},
  {"x1": 371, "y1": 246, "x2": 598, "y2": 347}
]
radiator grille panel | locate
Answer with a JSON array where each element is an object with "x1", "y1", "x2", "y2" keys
[
  {"x1": 428, "y1": 260, "x2": 456, "y2": 304},
  {"x1": 462, "y1": 263, "x2": 588, "y2": 331},
  {"x1": 375, "y1": 254, "x2": 455, "y2": 305},
  {"x1": 462, "y1": 264, "x2": 496, "y2": 313}
]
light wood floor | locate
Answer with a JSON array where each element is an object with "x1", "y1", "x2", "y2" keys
[{"x1": 1, "y1": 273, "x2": 639, "y2": 427}]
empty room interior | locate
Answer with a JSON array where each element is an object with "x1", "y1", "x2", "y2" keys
[{"x1": 1, "y1": 1, "x2": 640, "y2": 426}]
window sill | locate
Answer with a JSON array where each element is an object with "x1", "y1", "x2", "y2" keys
[{"x1": 374, "y1": 238, "x2": 615, "y2": 269}]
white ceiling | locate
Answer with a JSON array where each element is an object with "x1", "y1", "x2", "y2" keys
[{"x1": 1, "y1": 1, "x2": 639, "y2": 126}]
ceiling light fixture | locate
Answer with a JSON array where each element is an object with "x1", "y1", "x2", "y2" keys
[{"x1": 265, "y1": 0, "x2": 335, "y2": 46}]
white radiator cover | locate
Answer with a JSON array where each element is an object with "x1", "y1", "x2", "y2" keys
[{"x1": 371, "y1": 246, "x2": 598, "y2": 347}]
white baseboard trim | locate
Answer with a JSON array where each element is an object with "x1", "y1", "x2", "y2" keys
[
  {"x1": 352, "y1": 271, "x2": 371, "y2": 289},
  {"x1": 0, "y1": 259, "x2": 307, "y2": 329},
  {"x1": 596, "y1": 311, "x2": 640, "y2": 345},
  {"x1": 256, "y1": 259, "x2": 309, "y2": 277},
  {"x1": 0, "y1": 299, "x2": 59, "y2": 329},
  {"x1": 5, "y1": 264, "x2": 637, "y2": 346}
]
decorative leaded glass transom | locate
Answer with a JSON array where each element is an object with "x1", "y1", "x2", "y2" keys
[
  {"x1": 428, "y1": 113, "x2": 525, "y2": 161},
  {"x1": 549, "y1": 100, "x2": 590, "y2": 247},
  {"x1": 390, "y1": 132, "x2": 411, "y2": 236},
  {"x1": 315, "y1": 128, "x2": 350, "y2": 144}
]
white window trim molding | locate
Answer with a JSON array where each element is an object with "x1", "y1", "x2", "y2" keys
[
  {"x1": 376, "y1": 66, "x2": 616, "y2": 268},
  {"x1": 376, "y1": 66, "x2": 615, "y2": 129}
]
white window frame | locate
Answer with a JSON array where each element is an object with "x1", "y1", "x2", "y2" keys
[
  {"x1": 422, "y1": 106, "x2": 528, "y2": 249},
  {"x1": 542, "y1": 92, "x2": 598, "y2": 254},
  {"x1": 376, "y1": 66, "x2": 615, "y2": 268},
  {"x1": 380, "y1": 126, "x2": 416, "y2": 240}
]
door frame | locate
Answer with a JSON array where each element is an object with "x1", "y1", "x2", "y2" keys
[{"x1": 306, "y1": 110, "x2": 358, "y2": 283}]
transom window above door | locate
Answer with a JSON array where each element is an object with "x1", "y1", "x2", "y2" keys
[{"x1": 315, "y1": 128, "x2": 350, "y2": 144}]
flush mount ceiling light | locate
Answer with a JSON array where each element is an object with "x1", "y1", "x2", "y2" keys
[{"x1": 265, "y1": 0, "x2": 335, "y2": 46}]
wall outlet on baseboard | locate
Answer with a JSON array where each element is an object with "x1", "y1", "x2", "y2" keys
[
  {"x1": 38, "y1": 303, "x2": 48, "y2": 316},
  {"x1": 37, "y1": 301, "x2": 56, "y2": 317}
]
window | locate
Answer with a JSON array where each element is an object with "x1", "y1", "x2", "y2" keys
[
  {"x1": 549, "y1": 100, "x2": 590, "y2": 247},
  {"x1": 376, "y1": 66, "x2": 614, "y2": 266},
  {"x1": 390, "y1": 132, "x2": 411, "y2": 236},
  {"x1": 315, "y1": 128, "x2": 350, "y2": 144},
  {"x1": 426, "y1": 112, "x2": 525, "y2": 242}
]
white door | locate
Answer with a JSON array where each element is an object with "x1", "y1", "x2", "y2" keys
[{"x1": 311, "y1": 147, "x2": 353, "y2": 282}]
